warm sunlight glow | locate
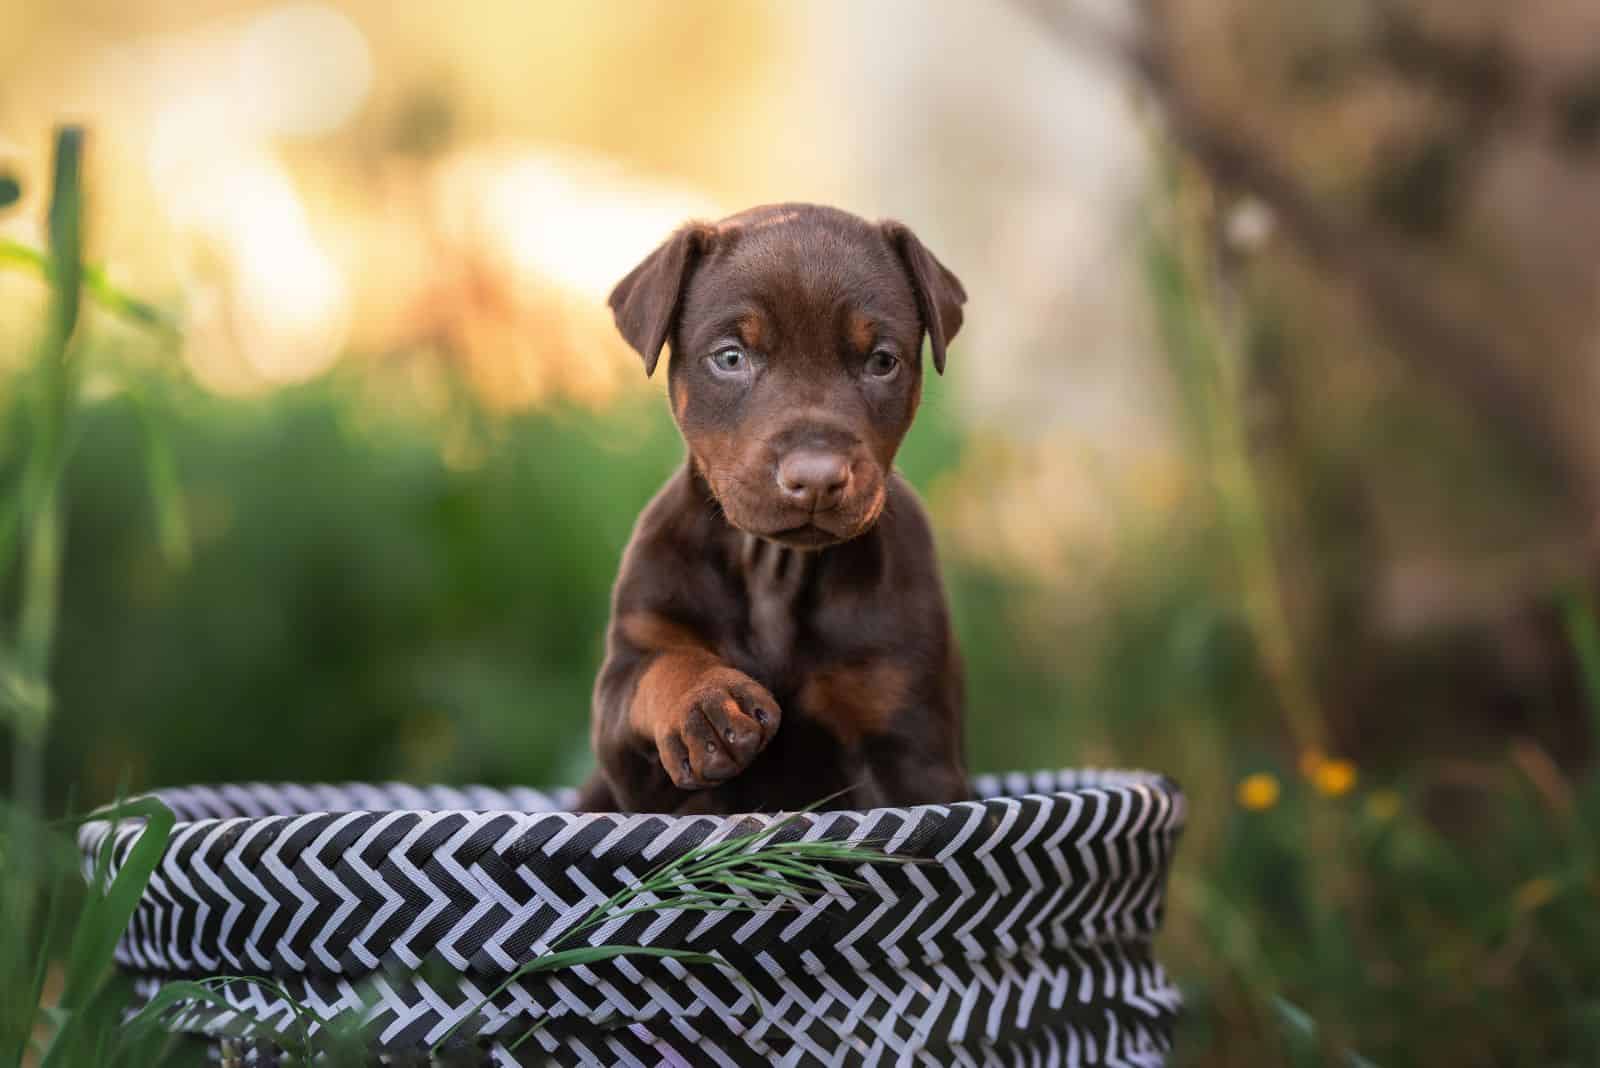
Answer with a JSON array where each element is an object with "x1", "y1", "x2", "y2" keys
[
  {"x1": 471, "y1": 150, "x2": 721, "y2": 302},
  {"x1": 235, "y1": 4, "x2": 373, "y2": 137},
  {"x1": 125, "y1": 5, "x2": 367, "y2": 392},
  {"x1": 160, "y1": 145, "x2": 349, "y2": 391}
]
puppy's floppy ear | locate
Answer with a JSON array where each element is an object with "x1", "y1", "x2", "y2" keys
[
  {"x1": 882, "y1": 221, "x2": 967, "y2": 375},
  {"x1": 608, "y1": 223, "x2": 716, "y2": 376}
]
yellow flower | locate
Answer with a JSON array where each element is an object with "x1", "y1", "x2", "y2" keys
[
  {"x1": 1236, "y1": 772, "x2": 1281, "y2": 811},
  {"x1": 1311, "y1": 759, "x2": 1358, "y2": 798},
  {"x1": 1365, "y1": 789, "x2": 1402, "y2": 823},
  {"x1": 1514, "y1": 877, "x2": 1560, "y2": 913}
]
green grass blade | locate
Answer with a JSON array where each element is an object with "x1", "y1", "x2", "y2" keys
[
  {"x1": 191, "y1": 975, "x2": 318, "y2": 1054},
  {"x1": 1272, "y1": 996, "x2": 1383, "y2": 1068},
  {"x1": 60, "y1": 797, "x2": 174, "y2": 1010},
  {"x1": 119, "y1": 980, "x2": 237, "y2": 1034},
  {"x1": 1560, "y1": 587, "x2": 1600, "y2": 761},
  {"x1": 127, "y1": 385, "x2": 191, "y2": 568},
  {"x1": 45, "y1": 128, "x2": 83, "y2": 349},
  {"x1": 0, "y1": 239, "x2": 176, "y2": 334},
  {"x1": 13, "y1": 818, "x2": 72, "y2": 1064},
  {"x1": 521, "y1": 944, "x2": 725, "y2": 973}
]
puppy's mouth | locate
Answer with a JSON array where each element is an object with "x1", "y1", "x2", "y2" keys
[
  {"x1": 702, "y1": 473, "x2": 887, "y2": 549},
  {"x1": 766, "y1": 522, "x2": 845, "y2": 548}
]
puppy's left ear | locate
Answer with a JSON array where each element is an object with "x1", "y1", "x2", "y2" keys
[
  {"x1": 608, "y1": 223, "x2": 716, "y2": 377},
  {"x1": 882, "y1": 221, "x2": 967, "y2": 374}
]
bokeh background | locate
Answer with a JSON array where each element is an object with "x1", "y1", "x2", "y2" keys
[{"x1": 4, "y1": 1, "x2": 1600, "y2": 1063}]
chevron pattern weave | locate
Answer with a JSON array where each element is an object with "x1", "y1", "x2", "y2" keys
[{"x1": 79, "y1": 769, "x2": 1186, "y2": 1066}]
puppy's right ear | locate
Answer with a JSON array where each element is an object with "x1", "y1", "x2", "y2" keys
[{"x1": 608, "y1": 223, "x2": 715, "y2": 377}]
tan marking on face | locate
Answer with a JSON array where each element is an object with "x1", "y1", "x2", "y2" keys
[
  {"x1": 737, "y1": 314, "x2": 765, "y2": 350},
  {"x1": 847, "y1": 311, "x2": 876, "y2": 353},
  {"x1": 688, "y1": 429, "x2": 743, "y2": 498},
  {"x1": 861, "y1": 481, "x2": 888, "y2": 530},
  {"x1": 798, "y1": 659, "x2": 912, "y2": 745},
  {"x1": 620, "y1": 611, "x2": 711, "y2": 654},
  {"x1": 673, "y1": 380, "x2": 689, "y2": 422}
]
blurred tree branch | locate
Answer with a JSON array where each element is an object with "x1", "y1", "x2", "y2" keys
[{"x1": 1020, "y1": 0, "x2": 1600, "y2": 545}]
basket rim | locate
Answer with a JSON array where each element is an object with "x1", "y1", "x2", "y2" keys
[
  {"x1": 75, "y1": 766, "x2": 1185, "y2": 845},
  {"x1": 76, "y1": 767, "x2": 1188, "y2": 993}
]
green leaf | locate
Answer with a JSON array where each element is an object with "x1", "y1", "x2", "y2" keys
[
  {"x1": 59, "y1": 798, "x2": 174, "y2": 1012},
  {"x1": 0, "y1": 238, "x2": 177, "y2": 335},
  {"x1": 46, "y1": 127, "x2": 84, "y2": 347},
  {"x1": 13, "y1": 824, "x2": 72, "y2": 1064},
  {"x1": 522, "y1": 944, "x2": 726, "y2": 973},
  {"x1": 1272, "y1": 996, "x2": 1383, "y2": 1068},
  {"x1": 0, "y1": 640, "x2": 53, "y2": 739},
  {"x1": 38, "y1": 973, "x2": 124, "y2": 1068},
  {"x1": 186, "y1": 975, "x2": 318, "y2": 1053},
  {"x1": 120, "y1": 980, "x2": 237, "y2": 1035},
  {"x1": 127, "y1": 386, "x2": 191, "y2": 568},
  {"x1": 1561, "y1": 587, "x2": 1600, "y2": 764}
]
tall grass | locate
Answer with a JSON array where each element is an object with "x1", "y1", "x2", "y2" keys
[{"x1": 0, "y1": 124, "x2": 225, "y2": 1068}]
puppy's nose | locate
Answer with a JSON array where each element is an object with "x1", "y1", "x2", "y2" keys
[{"x1": 776, "y1": 451, "x2": 851, "y2": 512}]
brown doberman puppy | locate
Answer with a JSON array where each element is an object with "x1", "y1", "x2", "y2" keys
[{"x1": 574, "y1": 203, "x2": 969, "y2": 815}]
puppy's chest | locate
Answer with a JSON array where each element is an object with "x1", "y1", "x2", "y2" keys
[{"x1": 726, "y1": 537, "x2": 902, "y2": 747}]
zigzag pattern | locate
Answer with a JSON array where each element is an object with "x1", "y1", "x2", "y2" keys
[
  {"x1": 81, "y1": 769, "x2": 1186, "y2": 1066},
  {"x1": 156, "y1": 942, "x2": 1177, "y2": 1066}
]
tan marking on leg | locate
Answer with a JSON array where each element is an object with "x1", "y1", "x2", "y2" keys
[
  {"x1": 629, "y1": 648, "x2": 719, "y2": 738},
  {"x1": 619, "y1": 611, "x2": 712, "y2": 654}
]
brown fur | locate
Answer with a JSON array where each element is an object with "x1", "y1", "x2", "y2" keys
[
  {"x1": 575, "y1": 203, "x2": 970, "y2": 815},
  {"x1": 799, "y1": 660, "x2": 914, "y2": 746}
]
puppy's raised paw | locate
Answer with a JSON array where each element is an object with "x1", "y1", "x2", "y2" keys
[{"x1": 655, "y1": 668, "x2": 780, "y2": 789}]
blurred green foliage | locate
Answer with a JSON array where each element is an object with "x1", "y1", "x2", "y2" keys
[{"x1": 0, "y1": 366, "x2": 981, "y2": 804}]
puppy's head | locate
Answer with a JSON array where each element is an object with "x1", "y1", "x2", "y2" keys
[{"x1": 608, "y1": 203, "x2": 966, "y2": 548}]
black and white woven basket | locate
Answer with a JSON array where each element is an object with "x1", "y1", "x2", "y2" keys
[{"x1": 79, "y1": 770, "x2": 1186, "y2": 1067}]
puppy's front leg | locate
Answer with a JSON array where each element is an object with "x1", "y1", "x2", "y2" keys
[{"x1": 592, "y1": 614, "x2": 780, "y2": 811}]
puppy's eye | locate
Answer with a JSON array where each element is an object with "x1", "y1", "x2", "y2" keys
[
  {"x1": 865, "y1": 350, "x2": 900, "y2": 379},
  {"x1": 708, "y1": 347, "x2": 748, "y2": 375}
]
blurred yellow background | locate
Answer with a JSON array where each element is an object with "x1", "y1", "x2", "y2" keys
[
  {"x1": 2, "y1": 0, "x2": 1182, "y2": 583},
  {"x1": 1, "y1": 6, "x2": 1150, "y2": 409}
]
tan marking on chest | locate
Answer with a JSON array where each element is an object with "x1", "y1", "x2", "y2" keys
[{"x1": 798, "y1": 660, "x2": 912, "y2": 745}]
